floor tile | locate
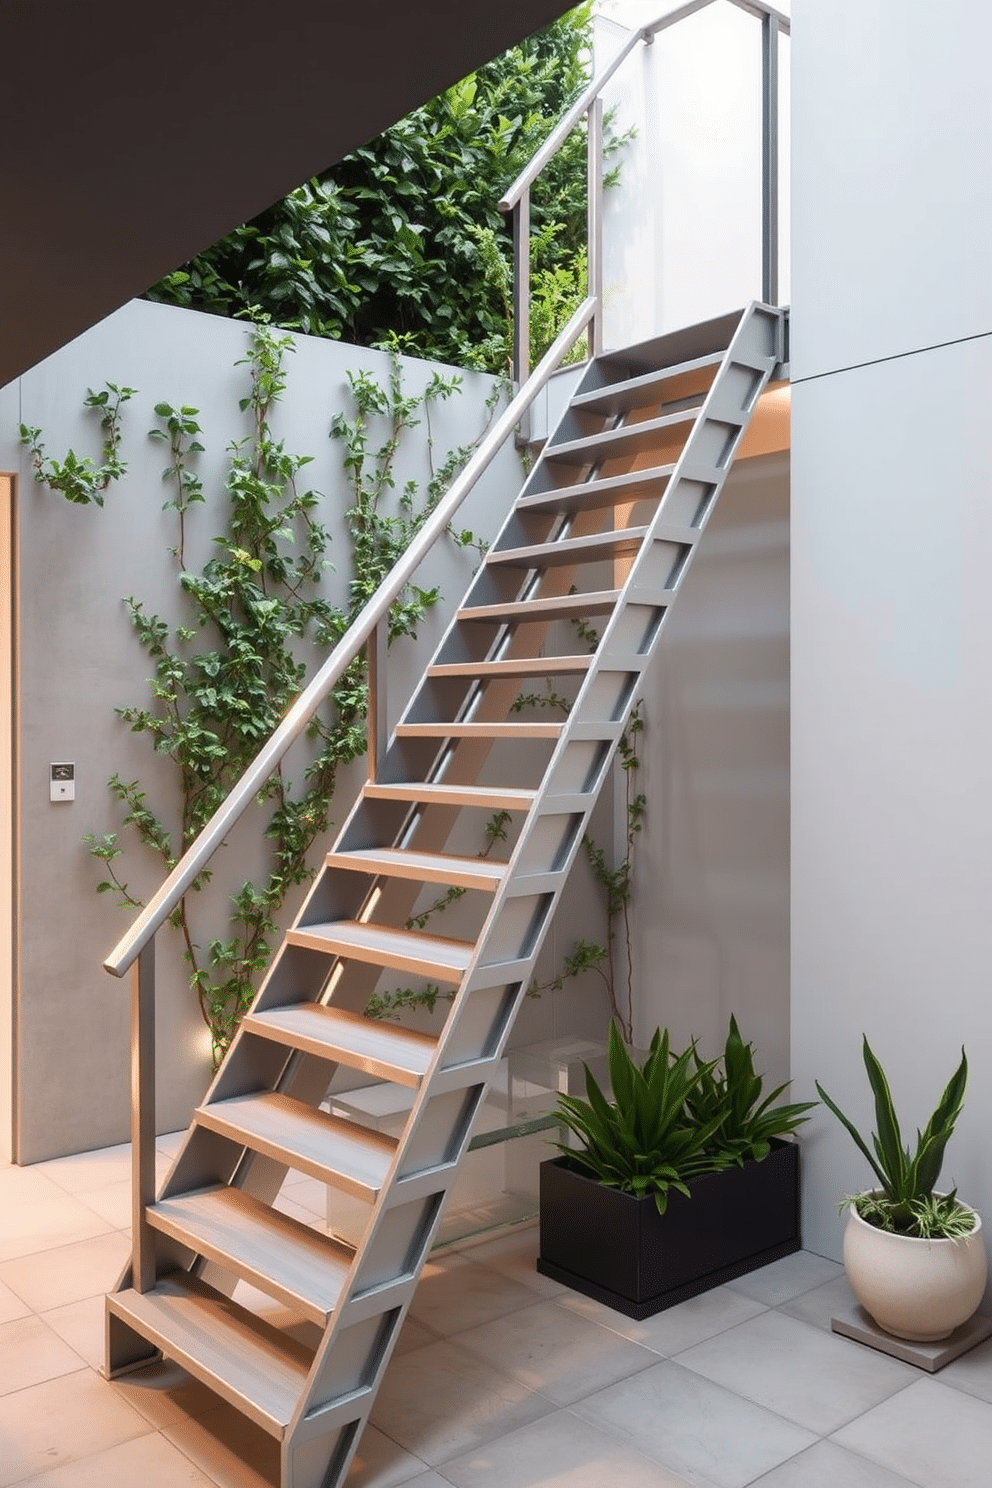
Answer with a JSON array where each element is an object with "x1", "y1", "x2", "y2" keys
[
  {"x1": 393, "y1": 1315, "x2": 442, "y2": 1357},
  {"x1": 7, "y1": 1430, "x2": 218, "y2": 1487},
  {"x1": 724, "y1": 1252, "x2": 843, "y2": 1306},
  {"x1": 407, "y1": 1256, "x2": 539, "y2": 1338},
  {"x1": 460, "y1": 1225, "x2": 568, "y2": 1300},
  {"x1": 110, "y1": 1358, "x2": 223, "y2": 1431},
  {"x1": 346, "y1": 1423, "x2": 434, "y2": 1487},
  {"x1": 557, "y1": 1282, "x2": 768, "y2": 1355},
  {"x1": 778, "y1": 1273, "x2": 859, "y2": 1332},
  {"x1": 41, "y1": 1295, "x2": 105, "y2": 1370},
  {"x1": 932, "y1": 1331, "x2": 992, "y2": 1407},
  {"x1": 0, "y1": 1231, "x2": 130, "y2": 1312},
  {"x1": 0, "y1": 1168, "x2": 113, "y2": 1261},
  {"x1": 0, "y1": 1276, "x2": 32, "y2": 1322},
  {"x1": 163, "y1": 1404, "x2": 279, "y2": 1488},
  {"x1": 832, "y1": 1376, "x2": 992, "y2": 1488},
  {"x1": 73, "y1": 1180, "x2": 134, "y2": 1230},
  {"x1": 0, "y1": 1316, "x2": 87, "y2": 1396},
  {"x1": 749, "y1": 1438, "x2": 917, "y2": 1486},
  {"x1": 369, "y1": 1337, "x2": 555, "y2": 1466},
  {"x1": 572, "y1": 1359, "x2": 816, "y2": 1488},
  {"x1": 452, "y1": 1297, "x2": 656, "y2": 1406},
  {"x1": 279, "y1": 1175, "x2": 329, "y2": 1219},
  {"x1": 0, "y1": 1367, "x2": 151, "y2": 1487},
  {"x1": 439, "y1": 1409, "x2": 695, "y2": 1487},
  {"x1": 675, "y1": 1309, "x2": 916, "y2": 1434},
  {"x1": 34, "y1": 1144, "x2": 132, "y2": 1195}
]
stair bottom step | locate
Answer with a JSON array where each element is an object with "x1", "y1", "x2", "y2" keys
[{"x1": 108, "y1": 1271, "x2": 313, "y2": 1437}]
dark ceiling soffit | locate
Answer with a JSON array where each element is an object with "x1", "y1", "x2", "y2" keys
[{"x1": 0, "y1": 0, "x2": 575, "y2": 386}]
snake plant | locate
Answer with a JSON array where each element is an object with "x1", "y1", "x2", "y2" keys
[{"x1": 816, "y1": 1038, "x2": 973, "y2": 1238}]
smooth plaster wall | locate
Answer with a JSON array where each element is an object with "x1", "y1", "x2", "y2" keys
[
  {"x1": 632, "y1": 450, "x2": 790, "y2": 1084},
  {"x1": 0, "y1": 299, "x2": 611, "y2": 1162},
  {"x1": 595, "y1": 1, "x2": 791, "y2": 347},
  {"x1": 0, "y1": 470, "x2": 12, "y2": 1164},
  {"x1": 791, "y1": 0, "x2": 992, "y2": 1261}
]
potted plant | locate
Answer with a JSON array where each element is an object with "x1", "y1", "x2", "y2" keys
[
  {"x1": 537, "y1": 1018, "x2": 815, "y2": 1318},
  {"x1": 816, "y1": 1038, "x2": 987, "y2": 1342}
]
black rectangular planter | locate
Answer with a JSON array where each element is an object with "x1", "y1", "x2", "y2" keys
[{"x1": 537, "y1": 1139, "x2": 800, "y2": 1319}]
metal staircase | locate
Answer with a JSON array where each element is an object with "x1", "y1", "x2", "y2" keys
[{"x1": 105, "y1": 300, "x2": 785, "y2": 1487}]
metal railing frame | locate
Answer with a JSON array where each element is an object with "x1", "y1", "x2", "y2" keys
[{"x1": 108, "y1": 0, "x2": 789, "y2": 1291}]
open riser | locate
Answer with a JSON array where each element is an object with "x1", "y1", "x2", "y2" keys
[{"x1": 106, "y1": 301, "x2": 784, "y2": 1488}]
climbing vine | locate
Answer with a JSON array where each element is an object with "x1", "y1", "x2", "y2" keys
[{"x1": 30, "y1": 328, "x2": 492, "y2": 1067}]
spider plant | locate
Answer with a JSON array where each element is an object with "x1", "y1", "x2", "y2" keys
[{"x1": 816, "y1": 1038, "x2": 974, "y2": 1238}]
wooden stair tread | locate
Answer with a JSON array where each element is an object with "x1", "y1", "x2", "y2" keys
[
  {"x1": 543, "y1": 406, "x2": 702, "y2": 465},
  {"x1": 148, "y1": 1186, "x2": 354, "y2": 1327},
  {"x1": 197, "y1": 1091, "x2": 396, "y2": 1199},
  {"x1": 364, "y1": 780, "x2": 535, "y2": 810},
  {"x1": 327, "y1": 845, "x2": 506, "y2": 890},
  {"x1": 108, "y1": 1271, "x2": 312, "y2": 1436},
  {"x1": 486, "y1": 527, "x2": 649, "y2": 569},
  {"x1": 427, "y1": 655, "x2": 592, "y2": 680},
  {"x1": 458, "y1": 590, "x2": 619, "y2": 623},
  {"x1": 244, "y1": 1003, "x2": 436, "y2": 1086},
  {"x1": 517, "y1": 462, "x2": 676, "y2": 514},
  {"x1": 286, "y1": 918, "x2": 475, "y2": 981}
]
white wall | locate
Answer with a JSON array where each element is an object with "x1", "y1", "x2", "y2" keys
[
  {"x1": 595, "y1": 0, "x2": 790, "y2": 346},
  {"x1": 0, "y1": 470, "x2": 13, "y2": 1164},
  {"x1": 0, "y1": 301, "x2": 544, "y2": 1161},
  {"x1": 791, "y1": 0, "x2": 992, "y2": 1261}
]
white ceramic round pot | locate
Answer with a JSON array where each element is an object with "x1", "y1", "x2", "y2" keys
[{"x1": 843, "y1": 1200, "x2": 988, "y2": 1342}]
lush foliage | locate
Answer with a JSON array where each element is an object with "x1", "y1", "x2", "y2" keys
[
  {"x1": 32, "y1": 329, "x2": 488, "y2": 1066},
  {"x1": 144, "y1": 6, "x2": 616, "y2": 374},
  {"x1": 556, "y1": 1018, "x2": 812, "y2": 1214},
  {"x1": 816, "y1": 1038, "x2": 974, "y2": 1238},
  {"x1": 686, "y1": 1015, "x2": 816, "y2": 1165},
  {"x1": 20, "y1": 384, "x2": 136, "y2": 505}
]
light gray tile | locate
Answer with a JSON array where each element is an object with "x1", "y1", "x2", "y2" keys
[
  {"x1": 393, "y1": 1315, "x2": 441, "y2": 1357},
  {"x1": 408, "y1": 1256, "x2": 539, "y2": 1338},
  {"x1": 0, "y1": 1367, "x2": 152, "y2": 1488},
  {"x1": 0, "y1": 1167, "x2": 113, "y2": 1261},
  {"x1": 557, "y1": 1282, "x2": 768, "y2": 1354},
  {"x1": 34, "y1": 1143, "x2": 132, "y2": 1194},
  {"x1": 452, "y1": 1297, "x2": 656, "y2": 1405},
  {"x1": 933, "y1": 1332, "x2": 992, "y2": 1406},
  {"x1": 573, "y1": 1359, "x2": 816, "y2": 1488},
  {"x1": 8, "y1": 1430, "x2": 219, "y2": 1487},
  {"x1": 725, "y1": 1251, "x2": 843, "y2": 1306},
  {"x1": 461, "y1": 1225, "x2": 567, "y2": 1299},
  {"x1": 833, "y1": 1376, "x2": 992, "y2": 1488},
  {"x1": 778, "y1": 1273, "x2": 859, "y2": 1332},
  {"x1": 0, "y1": 1230, "x2": 130, "y2": 1312},
  {"x1": 396, "y1": 1476, "x2": 455, "y2": 1488},
  {"x1": 439, "y1": 1409, "x2": 695, "y2": 1488},
  {"x1": 0, "y1": 1315, "x2": 86, "y2": 1395},
  {"x1": 346, "y1": 1422, "x2": 432, "y2": 1488},
  {"x1": 111, "y1": 1358, "x2": 222, "y2": 1431},
  {"x1": 73, "y1": 1180, "x2": 134, "y2": 1230},
  {"x1": 750, "y1": 1439, "x2": 918, "y2": 1487},
  {"x1": 369, "y1": 1338, "x2": 554, "y2": 1467},
  {"x1": 675, "y1": 1309, "x2": 916, "y2": 1434},
  {"x1": 163, "y1": 1403, "x2": 280, "y2": 1488}
]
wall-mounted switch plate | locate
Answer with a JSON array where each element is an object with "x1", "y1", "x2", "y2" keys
[{"x1": 50, "y1": 762, "x2": 75, "y2": 802}]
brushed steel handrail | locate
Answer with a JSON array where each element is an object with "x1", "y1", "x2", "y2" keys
[{"x1": 104, "y1": 298, "x2": 596, "y2": 979}]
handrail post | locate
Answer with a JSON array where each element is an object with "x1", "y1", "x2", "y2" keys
[
  {"x1": 366, "y1": 619, "x2": 388, "y2": 781},
  {"x1": 511, "y1": 191, "x2": 531, "y2": 388},
  {"x1": 131, "y1": 939, "x2": 157, "y2": 1292},
  {"x1": 761, "y1": 9, "x2": 780, "y2": 305},
  {"x1": 587, "y1": 96, "x2": 605, "y2": 358}
]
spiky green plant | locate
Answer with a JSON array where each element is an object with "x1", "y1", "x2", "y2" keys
[
  {"x1": 816, "y1": 1039, "x2": 973, "y2": 1238},
  {"x1": 555, "y1": 1023, "x2": 733, "y2": 1214},
  {"x1": 687, "y1": 1015, "x2": 816, "y2": 1165}
]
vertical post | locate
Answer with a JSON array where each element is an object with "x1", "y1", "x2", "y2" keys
[
  {"x1": 587, "y1": 96, "x2": 604, "y2": 358},
  {"x1": 761, "y1": 11, "x2": 780, "y2": 306},
  {"x1": 511, "y1": 192, "x2": 531, "y2": 389},
  {"x1": 131, "y1": 939, "x2": 156, "y2": 1293},
  {"x1": 366, "y1": 620, "x2": 388, "y2": 782}
]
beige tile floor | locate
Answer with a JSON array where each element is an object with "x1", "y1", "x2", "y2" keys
[{"x1": 3, "y1": 1136, "x2": 992, "y2": 1487}]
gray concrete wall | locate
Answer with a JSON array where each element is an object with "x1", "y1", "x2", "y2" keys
[
  {"x1": 2, "y1": 299, "x2": 612, "y2": 1162},
  {"x1": 791, "y1": 0, "x2": 992, "y2": 1261}
]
